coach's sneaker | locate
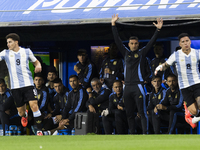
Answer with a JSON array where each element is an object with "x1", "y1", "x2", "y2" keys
[
  {"x1": 21, "y1": 110, "x2": 28, "y2": 127},
  {"x1": 37, "y1": 131, "x2": 43, "y2": 136},
  {"x1": 184, "y1": 102, "x2": 191, "y2": 118},
  {"x1": 185, "y1": 117, "x2": 197, "y2": 129}
]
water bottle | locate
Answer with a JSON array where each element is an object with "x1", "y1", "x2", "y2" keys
[
  {"x1": 71, "y1": 128, "x2": 75, "y2": 136},
  {"x1": 17, "y1": 127, "x2": 21, "y2": 136},
  {"x1": 5, "y1": 129, "x2": 9, "y2": 136},
  {"x1": 8, "y1": 130, "x2": 12, "y2": 136}
]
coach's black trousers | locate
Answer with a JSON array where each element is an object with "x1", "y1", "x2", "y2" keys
[{"x1": 124, "y1": 84, "x2": 148, "y2": 134}]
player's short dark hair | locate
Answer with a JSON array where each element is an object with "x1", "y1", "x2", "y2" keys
[
  {"x1": 53, "y1": 78, "x2": 62, "y2": 84},
  {"x1": 34, "y1": 73, "x2": 44, "y2": 79},
  {"x1": 151, "y1": 75, "x2": 162, "y2": 81},
  {"x1": 129, "y1": 36, "x2": 139, "y2": 41},
  {"x1": 47, "y1": 66, "x2": 57, "y2": 74},
  {"x1": 0, "y1": 78, "x2": 5, "y2": 85},
  {"x1": 113, "y1": 80, "x2": 122, "y2": 86},
  {"x1": 6, "y1": 33, "x2": 20, "y2": 43},
  {"x1": 77, "y1": 49, "x2": 87, "y2": 56},
  {"x1": 69, "y1": 75, "x2": 78, "y2": 80},
  {"x1": 167, "y1": 74, "x2": 177, "y2": 80},
  {"x1": 178, "y1": 33, "x2": 190, "y2": 41}
]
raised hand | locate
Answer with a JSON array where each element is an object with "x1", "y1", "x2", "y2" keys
[
  {"x1": 153, "y1": 18, "x2": 163, "y2": 29},
  {"x1": 111, "y1": 14, "x2": 119, "y2": 26}
]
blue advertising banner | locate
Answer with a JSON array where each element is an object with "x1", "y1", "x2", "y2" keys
[{"x1": 0, "y1": 0, "x2": 200, "y2": 26}]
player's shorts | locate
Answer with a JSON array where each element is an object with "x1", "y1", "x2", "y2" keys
[
  {"x1": 181, "y1": 83, "x2": 200, "y2": 107},
  {"x1": 11, "y1": 86, "x2": 38, "y2": 107}
]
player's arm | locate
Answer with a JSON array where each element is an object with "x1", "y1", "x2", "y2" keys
[
  {"x1": 32, "y1": 60, "x2": 42, "y2": 73},
  {"x1": 111, "y1": 14, "x2": 126, "y2": 57},
  {"x1": 154, "y1": 62, "x2": 170, "y2": 75},
  {"x1": 143, "y1": 18, "x2": 163, "y2": 55}
]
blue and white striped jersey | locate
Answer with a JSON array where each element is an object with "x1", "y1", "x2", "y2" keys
[
  {"x1": 166, "y1": 48, "x2": 200, "y2": 89},
  {"x1": 0, "y1": 47, "x2": 37, "y2": 89}
]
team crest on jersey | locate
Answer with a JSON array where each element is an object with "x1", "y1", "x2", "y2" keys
[
  {"x1": 181, "y1": 59, "x2": 184, "y2": 62},
  {"x1": 159, "y1": 62, "x2": 162, "y2": 65},
  {"x1": 113, "y1": 99, "x2": 117, "y2": 102},
  {"x1": 128, "y1": 55, "x2": 131, "y2": 57},
  {"x1": 105, "y1": 63, "x2": 108, "y2": 65},
  {"x1": 134, "y1": 54, "x2": 139, "y2": 58},
  {"x1": 158, "y1": 94, "x2": 161, "y2": 99},
  {"x1": 64, "y1": 97, "x2": 66, "y2": 103},
  {"x1": 3, "y1": 99, "x2": 5, "y2": 103},
  {"x1": 152, "y1": 96, "x2": 155, "y2": 99},
  {"x1": 36, "y1": 120, "x2": 42, "y2": 124},
  {"x1": 139, "y1": 95, "x2": 142, "y2": 98},
  {"x1": 59, "y1": 100, "x2": 61, "y2": 103},
  {"x1": 192, "y1": 58, "x2": 196, "y2": 62},
  {"x1": 10, "y1": 55, "x2": 14, "y2": 57},
  {"x1": 98, "y1": 104, "x2": 101, "y2": 107},
  {"x1": 168, "y1": 95, "x2": 171, "y2": 98},
  {"x1": 37, "y1": 94, "x2": 41, "y2": 100},
  {"x1": 113, "y1": 61, "x2": 117, "y2": 65},
  {"x1": 175, "y1": 94, "x2": 177, "y2": 99}
]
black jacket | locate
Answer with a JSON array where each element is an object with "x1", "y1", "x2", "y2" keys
[
  {"x1": 51, "y1": 86, "x2": 69, "y2": 116},
  {"x1": 147, "y1": 87, "x2": 166, "y2": 111},
  {"x1": 62, "y1": 86, "x2": 88, "y2": 120},
  {"x1": 36, "y1": 85, "x2": 49, "y2": 114},
  {"x1": 108, "y1": 92, "x2": 125, "y2": 114},
  {"x1": 0, "y1": 88, "x2": 17, "y2": 116},
  {"x1": 86, "y1": 87, "x2": 111, "y2": 114},
  {"x1": 161, "y1": 86, "x2": 183, "y2": 111},
  {"x1": 99, "y1": 56, "x2": 124, "y2": 90},
  {"x1": 112, "y1": 25, "x2": 160, "y2": 85},
  {"x1": 76, "y1": 58, "x2": 98, "y2": 88}
]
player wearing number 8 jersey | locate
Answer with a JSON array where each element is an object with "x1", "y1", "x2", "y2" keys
[
  {"x1": 155, "y1": 33, "x2": 200, "y2": 128},
  {"x1": 0, "y1": 33, "x2": 43, "y2": 135}
]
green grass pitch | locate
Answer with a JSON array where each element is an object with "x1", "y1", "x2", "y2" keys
[{"x1": 0, "y1": 135, "x2": 200, "y2": 150}]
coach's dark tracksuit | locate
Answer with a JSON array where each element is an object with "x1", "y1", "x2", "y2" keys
[
  {"x1": 76, "y1": 58, "x2": 98, "y2": 89},
  {"x1": 86, "y1": 87, "x2": 111, "y2": 114},
  {"x1": 99, "y1": 56, "x2": 124, "y2": 90},
  {"x1": 112, "y1": 25, "x2": 160, "y2": 134},
  {"x1": 0, "y1": 89, "x2": 20, "y2": 135},
  {"x1": 147, "y1": 87, "x2": 167, "y2": 134},
  {"x1": 62, "y1": 86, "x2": 88, "y2": 129},
  {"x1": 102, "y1": 92, "x2": 128, "y2": 134},
  {"x1": 43, "y1": 86, "x2": 69, "y2": 130},
  {"x1": 161, "y1": 86, "x2": 184, "y2": 134}
]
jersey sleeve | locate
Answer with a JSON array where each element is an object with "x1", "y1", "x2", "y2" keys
[
  {"x1": 0, "y1": 50, "x2": 6, "y2": 61},
  {"x1": 28, "y1": 49, "x2": 37, "y2": 63},
  {"x1": 166, "y1": 52, "x2": 176, "y2": 66}
]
